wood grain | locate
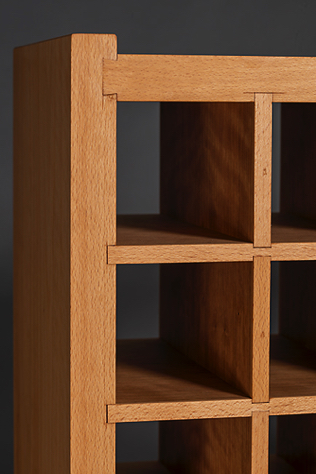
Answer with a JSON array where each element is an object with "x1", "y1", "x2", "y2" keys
[
  {"x1": 254, "y1": 94, "x2": 272, "y2": 247},
  {"x1": 160, "y1": 418, "x2": 252, "y2": 474},
  {"x1": 252, "y1": 257, "x2": 270, "y2": 402},
  {"x1": 270, "y1": 335, "x2": 316, "y2": 414},
  {"x1": 103, "y1": 54, "x2": 316, "y2": 102},
  {"x1": 251, "y1": 410, "x2": 269, "y2": 474},
  {"x1": 14, "y1": 35, "x2": 72, "y2": 474},
  {"x1": 277, "y1": 415, "x2": 316, "y2": 474},
  {"x1": 70, "y1": 34, "x2": 117, "y2": 474},
  {"x1": 160, "y1": 262, "x2": 253, "y2": 397},
  {"x1": 14, "y1": 34, "x2": 117, "y2": 474},
  {"x1": 160, "y1": 102, "x2": 254, "y2": 242},
  {"x1": 110, "y1": 339, "x2": 251, "y2": 423}
]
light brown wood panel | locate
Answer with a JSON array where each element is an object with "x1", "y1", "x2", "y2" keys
[
  {"x1": 160, "y1": 102, "x2": 254, "y2": 242},
  {"x1": 14, "y1": 34, "x2": 117, "y2": 474},
  {"x1": 111, "y1": 339, "x2": 251, "y2": 422},
  {"x1": 103, "y1": 55, "x2": 316, "y2": 102},
  {"x1": 70, "y1": 34, "x2": 117, "y2": 474},
  {"x1": 117, "y1": 462, "x2": 171, "y2": 474},
  {"x1": 251, "y1": 410, "x2": 269, "y2": 474},
  {"x1": 252, "y1": 257, "x2": 270, "y2": 402},
  {"x1": 159, "y1": 417, "x2": 252, "y2": 474},
  {"x1": 272, "y1": 213, "x2": 316, "y2": 243},
  {"x1": 254, "y1": 94, "x2": 272, "y2": 247},
  {"x1": 277, "y1": 415, "x2": 316, "y2": 474},
  {"x1": 160, "y1": 262, "x2": 253, "y2": 397},
  {"x1": 270, "y1": 335, "x2": 316, "y2": 413},
  {"x1": 14, "y1": 35, "x2": 72, "y2": 474},
  {"x1": 281, "y1": 103, "x2": 316, "y2": 221},
  {"x1": 278, "y1": 262, "x2": 316, "y2": 351}
]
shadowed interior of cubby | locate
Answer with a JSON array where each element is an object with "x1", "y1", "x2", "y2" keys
[
  {"x1": 269, "y1": 415, "x2": 316, "y2": 474},
  {"x1": 116, "y1": 418, "x2": 252, "y2": 474},
  {"x1": 270, "y1": 261, "x2": 316, "y2": 411},
  {"x1": 271, "y1": 103, "x2": 316, "y2": 245},
  {"x1": 114, "y1": 262, "x2": 254, "y2": 424},
  {"x1": 114, "y1": 102, "x2": 255, "y2": 265}
]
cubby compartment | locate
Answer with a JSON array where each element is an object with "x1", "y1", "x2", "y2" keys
[
  {"x1": 269, "y1": 414, "x2": 316, "y2": 473},
  {"x1": 111, "y1": 261, "x2": 254, "y2": 424},
  {"x1": 270, "y1": 261, "x2": 316, "y2": 413},
  {"x1": 271, "y1": 103, "x2": 316, "y2": 250},
  {"x1": 117, "y1": 418, "x2": 252, "y2": 473},
  {"x1": 111, "y1": 101, "x2": 256, "y2": 265}
]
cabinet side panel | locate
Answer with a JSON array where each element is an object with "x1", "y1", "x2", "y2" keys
[
  {"x1": 281, "y1": 103, "x2": 316, "y2": 220},
  {"x1": 160, "y1": 102, "x2": 254, "y2": 242},
  {"x1": 13, "y1": 37, "x2": 72, "y2": 474},
  {"x1": 279, "y1": 261, "x2": 316, "y2": 351},
  {"x1": 160, "y1": 262, "x2": 253, "y2": 396},
  {"x1": 160, "y1": 418, "x2": 251, "y2": 474},
  {"x1": 70, "y1": 34, "x2": 117, "y2": 474},
  {"x1": 277, "y1": 415, "x2": 316, "y2": 473}
]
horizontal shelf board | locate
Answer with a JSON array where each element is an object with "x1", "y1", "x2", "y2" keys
[
  {"x1": 270, "y1": 335, "x2": 316, "y2": 415},
  {"x1": 272, "y1": 213, "x2": 316, "y2": 243},
  {"x1": 109, "y1": 214, "x2": 253, "y2": 264},
  {"x1": 109, "y1": 338, "x2": 252, "y2": 423},
  {"x1": 103, "y1": 55, "x2": 316, "y2": 102},
  {"x1": 271, "y1": 213, "x2": 316, "y2": 260},
  {"x1": 270, "y1": 455, "x2": 299, "y2": 474},
  {"x1": 117, "y1": 461, "x2": 171, "y2": 474}
]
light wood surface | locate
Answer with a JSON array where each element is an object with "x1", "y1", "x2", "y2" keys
[
  {"x1": 277, "y1": 415, "x2": 316, "y2": 474},
  {"x1": 14, "y1": 34, "x2": 117, "y2": 474},
  {"x1": 251, "y1": 410, "x2": 269, "y2": 474},
  {"x1": 160, "y1": 102, "x2": 254, "y2": 243},
  {"x1": 103, "y1": 54, "x2": 316, "y2": 102},
  {"x1": 254, "y1": 94, "x2": 272, "y2": 247},
  {"x1": 160, "y1": 262, "x2": 253, "y2": 397},
  {"x1": 110, "y1": 339, "x2": 251, "y2": 423},
  {"x1": 70, "y1": 34, "x2": 117, "y2": 474},
  {"x1": 252, "y1": 257, "x2": 270, "y2": 402},
  {"x1": 160, "y1": 418, "x2": 251, "y2": 474},
  {"x1": 108, "y1": 213, "x2": 316, "y2": 264}
]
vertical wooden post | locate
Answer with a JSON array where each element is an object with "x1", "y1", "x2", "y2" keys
[
  {"x1": 14, "y1": 34, "x2": 117, "y2": 474},
  {"x1": 252, "y1": 257, "x2": 271, "y2": 402},
  {"x1": 254, "y1": 93, "x2": 272, "y2": 248},
  {"x1": 251, "y1": 410, "x2": 269, "y2": 474}
]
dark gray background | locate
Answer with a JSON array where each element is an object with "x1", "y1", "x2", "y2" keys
[{"x1": 2, "y1": 0, "x2": 316, "y2": 470}]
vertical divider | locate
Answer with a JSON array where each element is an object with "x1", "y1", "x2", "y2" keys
[
  {"x1": 251, "y1": 410, "x2": 269, "y2": 474},
  {"x1": 71, "y1": 34, "x2": 117, "y2": 474},
  {"x1": 254, "y1": 93, "x2": 272, "y2": 248},
  {"x1": 252, "y1": 257, "x2": 271, "y2": 403}
]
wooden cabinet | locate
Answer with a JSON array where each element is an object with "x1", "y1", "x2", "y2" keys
[{"x1": 14, "y1": 34, "x2": 316, "y2": 473}]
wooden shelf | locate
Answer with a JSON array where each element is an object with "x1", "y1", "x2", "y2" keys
[
  {"x1": 270, "y1": 335, "x2": 316, "y2": 415},
  {"x1": 271, "y1": 213, "x2": 316, "y2": 261},
  {"x1": 108, "y1": 338, "x2": 252, "y2": 423},
  {"x1": 108, "y1": 214, "x2": 253, "y2": 264},
  {"x1": 269, "y1": 455, "x2": 299, "y2": 474},
  {"x1": 117, "y1": 461, "x2": 171, "y2": 474}
]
